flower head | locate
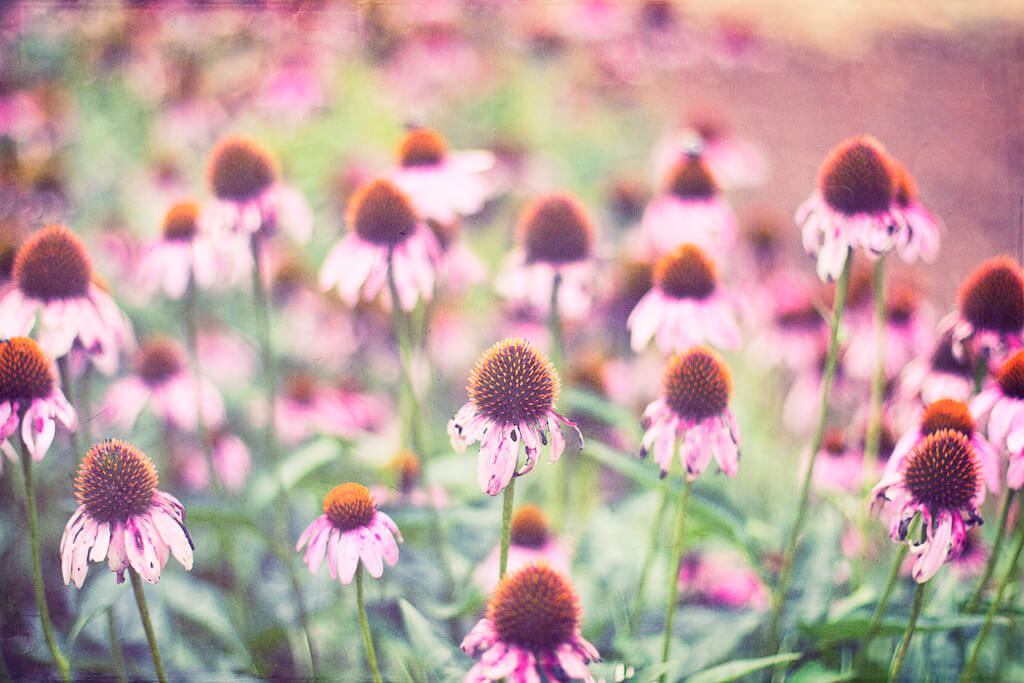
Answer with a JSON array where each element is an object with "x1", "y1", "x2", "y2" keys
[
  {"x1": 628, "y1": 244, "x2": 740, "y2": 352},
  {"x1": 640, "y1": 347, "x2": 740, "y2": 479},
  {"x1": 448, "y1": 339, "x2": 582, "y2": 495},
  {"x1": 951, "y1": 256, "x2": 1024, "y2": 362},
  {"x1": 472, "y1": 504, "x2": 573, "y2": 593},
  {"x1": 461, "y1": 564, "x2": 600, "y2": 682},
  {"x1": 872, "y1": 429, "x2": 983, "y2": 582},
  {"x1": 61, "y1": 439, "x2": 193, "y2": 587},
  {"x1": 0, "y1": 224, "x2": 133, "y2": 373},
  {"x1": 891, "y1": 160, "x2": 940, "y2": 263},
  {"x1": 295, "y1": 482, "x2": 403, "y2": 585},
  {"x1": 0, "y1": 337, "x2": 76, "y2": 469},
  {"x1": 971, "y1": 349, "x2": 1024, "y2": 489},
  {"x1": 319, "y1": 178, "x2": 441, "y2": 312}
]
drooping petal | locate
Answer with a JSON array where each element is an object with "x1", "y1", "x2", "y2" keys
[{"x1": 912, "y1": 509, "x2": 953, "y2": 583}]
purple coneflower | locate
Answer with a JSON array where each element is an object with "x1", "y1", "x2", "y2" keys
[
  {"x1": 461, "y1": 563, "x2": 600, "y2": 683},
  {"x1": 319, "y1": 179, "x2": 441, "y2": 312},
  {"x1": 971, "y1": 350, "x2": 1024, "y2": 489},
  {"x1": 61, "y1": 439, "x2": 194, "y2": 587},
  {"x1": 948, "y1": 256, "x2": 1024, "y2": 364},
  {"x1": 640, "y1": 347, "x2": 740, "y2": 479},
  {"x1": 473, "y1": 504, "x2": 573, "y2": 593},
  {"x1": 448, "y1": 339, "x2": 581, "y2": 496},
  {"x1": 295, "y1": 482, "x2": 402, "y2": 585},
  {"x1": 628, "y1": 244, "x2": 740, "y2": 353}
]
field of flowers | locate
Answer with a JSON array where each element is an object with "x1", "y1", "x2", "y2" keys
[{"x1": 0, "y1": 2, "x2": 1022, "y2": 681}]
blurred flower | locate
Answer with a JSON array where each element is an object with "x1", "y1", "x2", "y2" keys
[
  {"x1": 203, "y1": 135, "x2": 312, "y2": 243},
  {"x1": 891, "y1": 160, "x2": 940, "y2": 265},
  {"x1": 0, "y1": 337, "x2": 76, "y2": 472},
  {"x1": 678, "y1": 549, "x2": 770, "y2": 609},
  {"x1": 275, "y1": 371, "x2": 386, "y2": 446},
  {"x1": 0, "y1": 224, "x2": 133, "y2": 374},
  {"x1": 948, "y1": 256, "x2": 1024, "y2": 364},
  {"x1": 750, "y1": 274, "x2": 828, "y2": 373},
  {"x1": 640, "y1": 347, "x2": 740, "y2": 479},
  {"x1": 871, "y1": 429, "x2": 984, "y2": 582},
  {"x1": 805, "y1": 430, "x2": 864, "y2": 495},
  {"x1": 448, "y1": 338, "x2": 582, "y2": 496},
  {"x1": 896, "y1": 329, "x2": 974, "y2": 411},
  {"x1": 370, "y1": 449, "x2": 450, "y2": 509},
  {"x1": 100, "y1": 336, "x2": 224, "y2": 433},
  {"x1": 496, "y1": 193, "x2": 597, "y2": 322},
  {"x1": 653, "y1": 107, "x2": 768, "y2": 191},
  {"x1": 179, "y1": 429, "x2": 251, "y2": 494},
  {"x1": 389, "y1": 127, "x2": 494, "y2": 226},
  {"x1": 844, "y1": 281, "x2": 934, "y2": 381},
  {"x1": 473, "y1": 504, "x2": 573, "y2": 594},
  {"x1": 628, "y1": 244, "x2": 740, "y2": 353},
  {"x1": 461, "y1": 564, "x2": 600, "y2": 683},
  {"x1": 971, "y1": 350, "x2": 1024, "y2": 489},
  {"x1": 61, "y1": 439, "x2": 193, "y2": 587},
  {"x1": 320, "y1": 179, "x2": 441, "y2": 312},
  {"x1": 639, "y1": 150, "x2": 736, "y2": 259},
  {"x1": 296, "y1": 482, "x2": 402, "y2": 585}
]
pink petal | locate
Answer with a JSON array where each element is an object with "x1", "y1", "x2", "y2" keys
[
  {"x1": 912, "y1": 510, "x2": 952, "y2": 583},
  {"x1": 337, "y1": 531, "x2": 360, "y2": 585}
]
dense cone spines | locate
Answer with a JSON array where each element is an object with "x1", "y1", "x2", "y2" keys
[
  {"x1": 76, "y1": 440, "x2": 159, "y2": 524},
  {"x1": 14, "y1": 224, "x2": 92, "y2": 300},
  {"x1": 819, "y1": 136, "x2": 895, "y2": 215},
  {"x1": 654, "y1": 244, "x2": 717, "y2": 300},
  {"x1": 468, "y1": 339, "x2": 559, "y2": 424},
  {"x1": 662, "y1": 348, "x2": 731, "y2": 421},
  {"x1": 489, "y1": 564, "x2": 580, "y2": 652},
  {"x1": 323, "y1": 483, "x2": 376, "y2": 532},
  {"x1": 920, "y1": 399, "x2": 974, "y2": 439},
  {"x1": 208, "y1": 136, "x2": 277, "y2": 203},
  {"x1": 0, "y1": 337, "x2": 55, "y2": 401},
  {"x1": 997, "y1": 351, "x2": 1024, "y2": 400},
  {"x1": 520, "y1": 194, "x2": 594, "y2": 265},
  {"x1": 903, "y1": 429, "x2": 980, "y2": 510},
  {"x1": 958, "y1": 257, "x2": 1024, "y2": 335},
  {"x1": 510, "y1": 504, "x2": 550, "y2": 548},
  {"x1": 348, "y1": 179, "x2": 418, "y2": 247}
]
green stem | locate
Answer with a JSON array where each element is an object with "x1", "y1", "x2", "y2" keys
[
  {"x1": 56, "y1": 355, "x2": 83, "y2": 467},
  {"x1": 547, "y1": 272, "x2": 564, "y2": 374},
  {"x1": 659, "y1": 479, "x2": 693, "y2": 683},
  {"x1": 889, "y1": 580, "x2": 927, "y2": 681},
  {"x1": 767, "y1": 252, "x2": 851, "y2": 654},
  {"x1": 18, "y1": 439, "x2": 71, "y2": 682},
  {"x1": 861, "y1": 255, "x2": 887, "y2": 478},
  {"x1": 183, "y1": 274, "x2": 220, "y2": 493},
  {"x1": 129, "y1": 568, "x2": 166, "y2": 683},
  {"x1": 107, "y1": 606, "x2": 127, "y2": 683},
  {"x1": 965, "y1": 489, "x2": 1015, "y2": 613},
  {"x1": 499, "y1": 477, "x2": 517, "y2": 580},
  {"x1": 852, "y1": 516, "x2": 917, "y2": 674},
  {"x1": 629, "y1": 484, "x2": 671, "y2": 634},
  {"x1": 960, "y1": 517, "x2": 1024, "y2": 682},
  {"x1": 356, "y1": 566, "x2": 383, "y2": 683}
]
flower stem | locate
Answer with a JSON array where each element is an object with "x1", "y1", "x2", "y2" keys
[
  {"x1": 128, "y1": 568, "x2": 166, "y2": 683},
  {"x1": 861, "y1": 255, "x2": 887, "y2": 477},
  {"x1": 499, "y1": 476, "x2": 517, "y2": 580},
  {"x1": 183, "y1": 274, "x2": 220, "y2": 493},
  {"x1": 960, "y1": 515, "x2": 1024, "y2": 682},
  {"x1": 547, "y1": 272, "x2": 564, "y2": 374},
  {"x1": 767, "y1": 252, "x2": 851, "y2": 654},
  {"x1": 18, "y1": 439, "x2": 71, "y2": 682},
  {"x1": 965, "y1": 489, "x2": 1015, "y2": 613},
  {"x1": 889, "y1": 580, "x2": 927, "y2": 681},
  {"x1": 659, "y1": 478, "x2": 693, "y2": 683},
  {"x1": 106, "y1": 606, "x2": 127, "y2": 683},
  {"x1": 629, "y1": 483, "x2": 670, "y2": 634},
  {"x1": 356, "y1": 566, "x2": 383, "y2": 683},
  {"x1": 56, "y1": 355, "x2": 84, "y2": 467}
]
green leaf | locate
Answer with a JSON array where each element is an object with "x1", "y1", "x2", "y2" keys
[
  {"x1": 785, "y1": 661, "x2": 855, "y2": 683},
  {"x1": 399, "y1": 599, "x2": 461, "y2": 679},
  {"x1": 67, "y1": 576, "x2": 128, "y2": 649},
  {"x1": 563, "y1": 389, "x2": 643, "y2": 441},
  {"x1": 683, "y1": 653, "x2": 802, "y2": 683},
  {"x1": 158, "y1": 573, "x2": 251, "y2": 664},
  {"x1": 801, "y1": 614, "x2": 1010, "y2": 646},
  {"x1": 250, "y1": 438, "x2": 343, "y2": 510},
  {"x1": 583, "y1": 439, "x2": 657, "y2": 488}
]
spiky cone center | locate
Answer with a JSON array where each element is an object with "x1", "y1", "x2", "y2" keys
[
  {"x1": 488, "y1": 564, "x2": 580, "y2": 652},
  {"x1": 161, "y1": 202, "x2": 200, "y2": 242},
  {"x1": 654, "y1": 244, "x2": 717, "y2": 300},
  {"x1": 207, "y1": 136, "x2": 277, "y2": 203},
  {"x1": 348, "y1": 179, "x2": 418, "y2": 247},
  {"x1": 903, "y1": 429, "x2": 980, "y2": 510},
  {"x1": 892, "y1": 160, "x2": 918, "y2": 207},
  {"x1": 958, "y1": 256, "x2": 1024, "y2": 335},
  {"x1": 662, "y1": 347, "x2": 731, "y2": 422},
  {"x1": 468, "y1": 339, "x2": 559, "y2": 425},
  {"x1": 14, "y1": 224, "x2": 92, "y2": 300},
  {"x1": 323, "y1": 483, "x2": 377, "y2": 532},
  {"x1": 818, "y1": 136, "x2": 895, "y2": 215},
  {"x1": 0, "y1": 337, "x2": 55, "y2": 402},
  {"x1": 664, "y1": 154, "x2": 718, "y2": 200},
  {"x1": 920, "y1": 399, "x2": 974, "y2": 439},
  {"x1": 76, "y1": 439, "x2": 159, "y2": 524},
  {"x1": 137, "y1": 338, "x2": 185, "y2": 387},
  {"x1": 997, "y1": 351, "x2": 1024, "y2": 400},
  {"x1": 519, "y1": 194, "x2": 594, "y2": 265},
  {"x1": 398, "y1": 128, "x2": 447, "y2": 167},
  {"x1": 510, "y1": 504, "x2": 550, "y2": 548}
]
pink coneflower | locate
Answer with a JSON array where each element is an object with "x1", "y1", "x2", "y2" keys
[
  {"x1": 971, "y1": 350, "x2": 1024, "y2": 489},
  {"x1": 806, "y1": 430, "x2": 865, "y2": 494},
  {"x1": 948, "y1": 256, "x2": 1024, "y2": 363},
  {"x1": 275, "y1": 371, "x2": 386, "y2": 446},
  {"x1": 461, "y1": 563, "x2": 600, "y2": 683},
  {"x1": 137, "y1": 201, "x2": 246, "y2": 299},
  {"x1": 796, "y1": 136, "x2": 912, "y2": 282},
  {"x1": 448, "y1": 339, "x2": 582, "y2": 496},
  {"x1": 752, "y1": 274, "x2": 828, "y2": 372},
  {"x1": 844, "y1": 282, "x2": 934, "y2": 381},
  {"x1": 389, "y1": 127, "x2": 493, "y2": 226},
  {"x1": 652, "y1": 109, "x2": 769, "y2": 191},
  {"x1": 639, "y1": 151, "x2": 736, "y2": 259},
  {"x1": 295, "y1": 482, "x2": 403, "y2": 585},
  {"x1": 628, "y1": 244, "x2": 740, "y2": 353},
  {"x1": 203, "y1": 135, "x2": 311, "y2": 243},
  {"x1": 179, "y1": 429, "x2": 251, "y2": 494},
  {"x1": 640, "y1": 347, "x2": 739, "y2": 479},
  {"x1": 888, "y1": 398, "x2": 1000, "y2": 496},
  {"x1": 496, "y1": 194, "x2": 597, "y2": 322},
  {"x1": 473, "y1": 504, "x2": 573, "y2": 594},
  {"x1": 871, "y1": 429, "x2": 984, "y2": 582},
  {"x1": 319, "y1": 179, "x2": 441, "y2": 312},
  {"x1": 897, "y1": 330, "x2": 974, "y2": 409},
  {"x1": 61, "y1": 439, "x2": 194, "y2": 587},
  {"x1": 678, "y1": 549, "x2": 770, "y2": 610},
  {"x1": 891, "y1": 160, "x2": 940, "y2": 265},
  {"x1": 0, "y1": 224, "x2": 132, "y2": 373},
  {"x1": 0, "y1": 337, "x2": 76, "y2": 472},
  {"x1": 100, "y1": 336, "x2": 224, "y2": 433}
]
